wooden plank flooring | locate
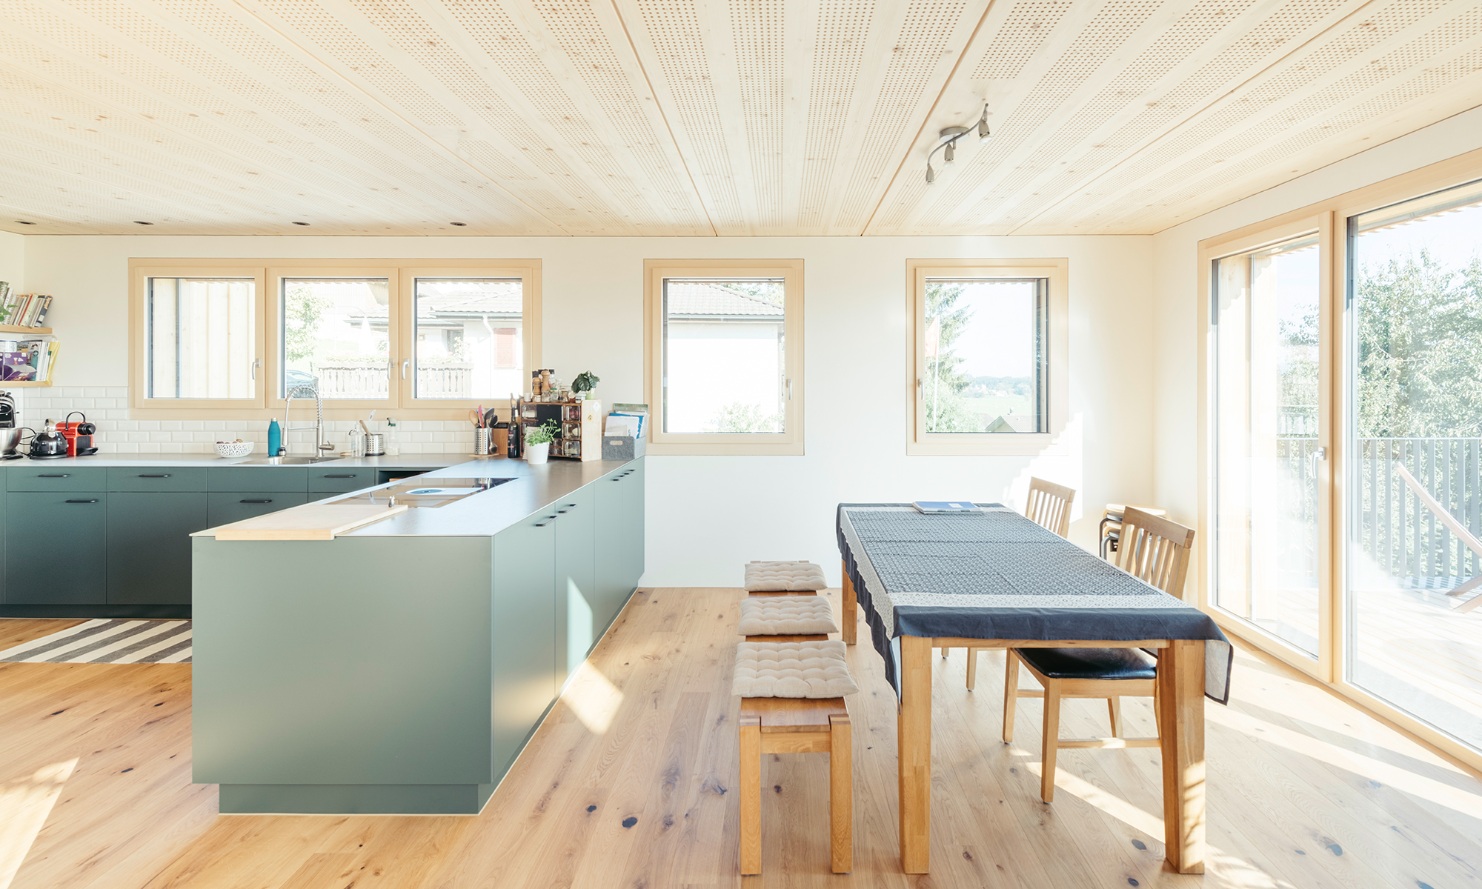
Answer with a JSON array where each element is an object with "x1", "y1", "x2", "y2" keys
[{"x1": 2, "y1": 592, "x2": 1481, "y2": 888}]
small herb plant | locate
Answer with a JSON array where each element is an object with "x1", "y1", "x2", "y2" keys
[
  {"x1": 572, "y1": 371, "x2": 600, "y2": 394},
  {"x1": 524, "y1": 420, "x2": 559, "y2": 445}
]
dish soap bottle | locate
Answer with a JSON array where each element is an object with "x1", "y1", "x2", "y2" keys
[{"x1": 267, "y1": 417, "x2": 282, "y2": 456}]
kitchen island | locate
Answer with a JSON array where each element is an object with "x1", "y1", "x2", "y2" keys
[{"x1": 191, "y1": 456, "x2": 645, "y2": 815}]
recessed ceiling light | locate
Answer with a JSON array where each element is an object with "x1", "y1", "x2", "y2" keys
[
  {"x1": 450, "y1": 222, "x2": 467, "y2": 227},
  {"x1": 133, "y1": 220, "x2": 153, "y2": 225},
  {"x1": 14, "y1": 220, "x2": 35, "y2": 225},
  {"x1": 292, "y1": 221, "x2": 310, "y2": 226}
]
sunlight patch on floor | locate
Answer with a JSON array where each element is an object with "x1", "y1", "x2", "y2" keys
[
  {"x1": 0, "y1": 759, "x2": 78, "y2": 889},
  {"x1": 559, "y1": 661, "x2": 624, "y2": 735}
]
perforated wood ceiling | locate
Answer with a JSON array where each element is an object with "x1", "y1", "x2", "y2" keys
[{"x1": 0, "y1": 0, "x2": 1478, "y2": 236}]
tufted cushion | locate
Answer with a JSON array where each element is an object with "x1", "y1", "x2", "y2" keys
[
  {"x1": 738, "y1": 596, "x2": 839, "y2": 636},
  {"x1": 732, "y1": 641, "x2": 859, "y2": 698},
  {"x1": 1015, "y1": 647, "x2": 1157, "y2": 681},
  {"x1": 744, "y1": 560, "x2": 827, "y2": 592}
]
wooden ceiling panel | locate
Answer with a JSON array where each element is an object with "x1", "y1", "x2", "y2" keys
[{"x1": 0, "y1": 0, "x2": 1477, "y2": 237}]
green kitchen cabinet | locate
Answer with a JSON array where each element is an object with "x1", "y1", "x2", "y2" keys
[
  {"x1": 208, "y1": 492, "x2": 310, "y2": 526},
  {"x1": 492, "y1": 511, "x2": 558, "y2": 776},
  {"x1": 5, "y1": 491, "x2": 108, "y2": 605},
  {"x1": 107, "y1": 492, "x2": 210, "y2": 605},
  {"x1": 593, "y1": 460, "x2": 645, "y2": 633},
  {"x1": 553, "y1": 485, "x2": 596, "y2": 680}
]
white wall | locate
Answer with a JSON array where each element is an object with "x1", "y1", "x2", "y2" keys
[
  {"x1": 0, "y1": 231, "x2": 22, "y2": 294},
  {"x1": 22, "y1": 233, "x2": 1158, "y2": 585},
  {"x1": 1149, "y1": 106, "x2": 1482, "y2": 560}
]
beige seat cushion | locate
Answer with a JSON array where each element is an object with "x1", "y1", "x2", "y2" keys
[
  {"x1": 744, "y1": 560, "x2": 827, "y2": 592},
  {"x1": 733, "y1": 641, "x2": 859, "y2": 698},
  {"x1": 738, "y1": 596, "x2": 839, "y2": 636}
]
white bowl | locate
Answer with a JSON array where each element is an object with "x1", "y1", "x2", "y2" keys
[{"x1": 215, "y1": 441, "x2": 254, "y2": 458}]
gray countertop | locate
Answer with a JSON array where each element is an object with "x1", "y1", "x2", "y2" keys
[
  {"x1": 2, "y1": 453, "x2": 461, "y2": 469},
  {"x1": 193, "y1": 455, "x2": 638, "y2": 539}
]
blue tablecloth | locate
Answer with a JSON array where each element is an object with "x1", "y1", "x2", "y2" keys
[{"x1": 837, "y1": 503, "x2": 1232, "y2": 703}]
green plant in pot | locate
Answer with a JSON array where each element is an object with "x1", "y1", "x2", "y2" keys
[
  {"x1": 524, "y1": 420, "x2": 559, "y2": 464},
  {"x1": 572, "y1": 371, "x2": 600, "y2": 400}
]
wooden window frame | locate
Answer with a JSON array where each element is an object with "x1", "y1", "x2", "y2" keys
[
  {"x1": 128, "y1": 258, "x2": 541, "y2": 420},
  {"x1": 905, "y1": 258, "x2": 1069, "y2": 456},
  {"x1": 643, "y1": 258, "x2": 804, "y2": 456},
  {"x1": 1195, "y1": 147, "x2": 1482, "y2": 775}
]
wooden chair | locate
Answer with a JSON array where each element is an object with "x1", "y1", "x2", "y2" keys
[
  {"x1": 1004, "y1": 507, "x2": 1194, "y2": 802},
  {"x1": 961, "y1": 478, "x2": 1078, "y2": 684}
]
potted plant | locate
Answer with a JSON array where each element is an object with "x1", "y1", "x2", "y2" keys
[
  {"x1": 572, "y1": 370, "x2": 600, "y2": 401},
  {"x1": 524, "y1": 420, "x2": 559, "y2": 464}
]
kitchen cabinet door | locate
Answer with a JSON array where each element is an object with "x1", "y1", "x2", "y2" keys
[
  {"x1": 107, "y1": 492, "x2": 209, "y2": 605},
  {"x1": 624, "y1": 459, "x2": 646, "y2": 597},
  {"x1": 553, "y1": 485, "x2": 596, "y2": 682},
  {"x1": 491, "y1": 513, "x2": 557, "y2": 777},
  {"x1": 594, "y1": 462, "x2": 644, "y2": 632},
  {"x1": 6, "y1": 492, "x2": 108, "y2": 605}
]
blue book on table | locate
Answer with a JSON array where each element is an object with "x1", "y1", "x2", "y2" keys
[{"x1": 913, "y1": 501, "x2": 980, "y2": 514}]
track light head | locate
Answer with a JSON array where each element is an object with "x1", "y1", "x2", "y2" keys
[
  {"x1": 925, "y1": 162, "x2": 936, "y2": 184},
  {"x1": 944, "y1": 140, "x2": 955, "y2": 163}
]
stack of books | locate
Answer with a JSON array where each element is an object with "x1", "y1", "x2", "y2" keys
[
  {"x1": 0, "y1": 340, "x2": 58, "y2": 382},
  {"x1": 0, "y1": 283, "x2": 53, "y2": 328}
]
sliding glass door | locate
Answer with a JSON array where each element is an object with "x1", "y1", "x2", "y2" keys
[
  {"x1": 1212, "y1": 230, "x2": 1325, "y2": 660},
  {"x1": 1346, "y1": 180, "x2": 1482, "y2": 751}
]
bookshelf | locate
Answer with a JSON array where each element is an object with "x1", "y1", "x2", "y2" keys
[{"x1": 0, "y1": 325, "x2": 57, "y2": 386}]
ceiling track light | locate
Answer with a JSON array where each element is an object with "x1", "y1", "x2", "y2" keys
[{"x1": 925, "y1": 103, "x2": 992, "y2": 184}]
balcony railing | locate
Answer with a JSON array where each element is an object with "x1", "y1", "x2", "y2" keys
[
  {"x1": 315, "y1": 363, "x2": 472, "y2": 400},
  {"x1": 1281, "y1": 436, "x2": 1482, "y2": 590}
]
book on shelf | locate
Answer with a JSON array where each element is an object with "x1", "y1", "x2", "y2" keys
[{"x1": 0, "y1": 292, "x2": 53, "y2": 328}]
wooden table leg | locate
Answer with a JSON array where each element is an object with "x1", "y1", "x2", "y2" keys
[
  {"x1": 1156, "y1": 639, "x2": 1206, "y2": 874},
  {"x1": 898, "y1": 635, "x2": 932, "y2": 873},
  {"x1": 840, "y1": 560, "x2": 857, "y2": 645}
]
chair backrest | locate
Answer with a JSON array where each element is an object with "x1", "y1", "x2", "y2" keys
[
  {"x1": 1025, "y1": 477, "x2": 1076, "y2": 538},
  {"x1": 1116, "y1": 507, "x2": 1195, "y2": 596}
]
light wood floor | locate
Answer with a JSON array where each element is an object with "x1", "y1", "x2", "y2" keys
[{"x1": 3, "y1": 592, "x2": 1481, "y2": 888}]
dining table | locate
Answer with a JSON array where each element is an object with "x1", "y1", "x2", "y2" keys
[{"x1": 836, "y1": 503, "x2": 1232, "y2": 875}]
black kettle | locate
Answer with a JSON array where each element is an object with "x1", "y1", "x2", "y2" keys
[{"x1": 26, "y1": 420, "x2": 69, "y2": 459}]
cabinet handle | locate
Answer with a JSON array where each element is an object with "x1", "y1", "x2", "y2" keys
[
  {"x1": 322, "y1": 474, "x2": 358, "y2": 479},
  {"x1": 138, "y1": 473, "x2": 172, "y2": 478},
  {"x1": 240, "y1": 498, "x2": 274, "y2": 504},
  {"x1": 557, "y1": 508, "x2": 569, "y2": 514},
  {"x1": 38, "y1": 473, "x2": 70, "y2": 478},
  {"x1": 563, "y1": 503, "x2": 577, "y2": 508},
  {"x1": 65, "y1": 498, "x2": 100, "y2": 504}
]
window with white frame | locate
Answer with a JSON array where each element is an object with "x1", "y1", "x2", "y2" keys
[
  {"x1": 906, "y1": 259, "x2": 1068, "y2": 455},
  {"x1": 644, "y1": 259, "x2": 804, "y2": 455},
  {"x1": 130, "y1": 259, "x2": 540, "y2": 418}
]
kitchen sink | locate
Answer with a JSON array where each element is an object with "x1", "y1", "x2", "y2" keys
[
  {"x1": 338, "y1": 477, "x2": 513, "y2": 509},
  {"x1": 240, "y1": 455, "x2": 344, "y2": 465}
]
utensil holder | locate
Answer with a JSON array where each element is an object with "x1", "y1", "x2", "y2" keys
[
  {"x1": 473, "y1": 428, "x2": 491, "y2": 456},
  {"x1": 364, "y1": 433, "x2": 385, "y2": 456}
]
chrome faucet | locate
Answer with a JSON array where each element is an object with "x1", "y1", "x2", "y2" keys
[{"x1": 283, "y1": 384, "x2": 335, "y2": 459}]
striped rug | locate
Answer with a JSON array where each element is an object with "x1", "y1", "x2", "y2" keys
[{"x1": 0, "y1": 619, "x2": 192, "y2": 664}]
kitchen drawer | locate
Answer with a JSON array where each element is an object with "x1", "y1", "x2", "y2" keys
[
  {"x1": 210, "y1": 467, "x2": 309, "y2": 493},
  {"x1": 208, "y1": 491, "x2": 309, "y2": 527},
  {"x1": 6, "y1": 466, "x2": 108, "y2": 492},
  {"x1": 308, "y1": 467, "x2": 375, "y2": 493},
  {"x1": 108, "y1": 467, "x2": 208, "y2": 492}
]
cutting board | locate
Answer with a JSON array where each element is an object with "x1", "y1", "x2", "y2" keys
[{"x1": 213, "y1": 502, "x2": 410, "y2": 541}]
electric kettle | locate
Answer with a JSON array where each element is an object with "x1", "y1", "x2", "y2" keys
[{"x1": 26, "y1": 420, "x2": 70, "y2": 459}]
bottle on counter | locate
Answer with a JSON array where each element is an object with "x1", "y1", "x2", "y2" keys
[
  {"x1": 267, "y1": 417, "x2": 282, "y2": 456},
  {"x1": 384, "y1": 416, "x2": 399, "y2": 456}
]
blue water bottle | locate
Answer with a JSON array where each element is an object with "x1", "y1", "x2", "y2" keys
[{"x1": 267, "y1": 417, "x2": 282, "y2": 456}]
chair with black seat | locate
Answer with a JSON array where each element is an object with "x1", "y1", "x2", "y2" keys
[{"x1": 1003, "y1": 506, "x2": 1194, "y2": 803}]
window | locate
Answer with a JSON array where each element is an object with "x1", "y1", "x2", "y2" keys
[
  {"x1": 906, "y1": 260, "x2": 1068, "y2": 455},
  {"x1": 1196, "y1": 152, "x2": 1482, "y2": 772},
  {"x1": 644, "y1": 259, "x2": 803, "y2": 455},
  {"x1": 132, "y1": 264, "x2": 267, "y2": 409},
  {"x1": 130, "y1": 258, "x2": 540, "y2": 418}
]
